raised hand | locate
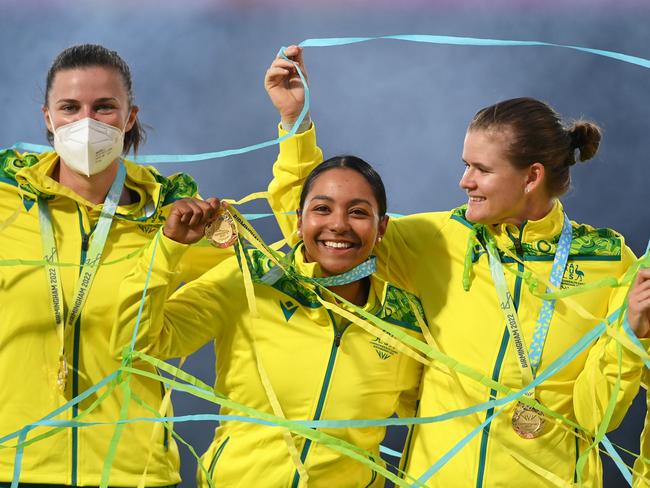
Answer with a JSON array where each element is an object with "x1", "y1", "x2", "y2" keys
[
  {"x1": 264, "y1": 45, "x2": 309, "y2": 126},
  {"x1": 163, "y1": 197, "x2": 221, "y2": 244},
  {"x1": 628, "y1": 268, "x2": 650, "y2": 338}
]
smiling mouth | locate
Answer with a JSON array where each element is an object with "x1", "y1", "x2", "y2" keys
[
  {"x1": 321, "y1": 240, "x2": 355, "y2": 250},
  {"x1": 468, "y1": 196, "x2": 486, "y2": 202}
]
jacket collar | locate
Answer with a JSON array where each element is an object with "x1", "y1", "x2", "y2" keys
[
  {"x1": 488, "y1": 199, "x2": 565, "y2": 248},
  {"x1": 291, "y1": 242, "x2": 383, "y2": 310},
  {"x1": 15, "y1": 152, "x2": 163, "y2": 218}
]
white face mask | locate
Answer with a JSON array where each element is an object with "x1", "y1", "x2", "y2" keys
[{"x1": 50, "y1": 116, "x2": 126, "y2": 177}]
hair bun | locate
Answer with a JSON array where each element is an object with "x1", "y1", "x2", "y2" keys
[{"x1": 568, "y1": 120, "x2": 602, "y2": 164}]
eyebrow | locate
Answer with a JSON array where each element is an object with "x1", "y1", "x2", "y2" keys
[
  {"x1": 310, "y1": 195, "x2": 373, "y2": 206},
  {"x1": 462, "y1": 159, "x2": 490, "y2": 171},
  {"x1": 55, "y1": 97, "x2": 119, "y2": 104}
]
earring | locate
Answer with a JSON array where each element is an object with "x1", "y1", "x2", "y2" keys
[
  {"x1": 377, "y1": 236, "x2": 383, "y2": 243},
  {"x1": 525, "y1": 187, "x2": 530, "y2": 194},
  {"x1": 296, "y1": 229, "x2": 302, "y2": 237}
]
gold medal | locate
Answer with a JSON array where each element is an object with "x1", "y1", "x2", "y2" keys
[
  {"x1": 512, "y1": 402, "x2": 545, "y2": 439},
  {"x1": 57, "y1": 355, "x2": 68, "y2": 392},
  {"x1": 204, "y1": 211, "x2": 238, "y2": 248}
]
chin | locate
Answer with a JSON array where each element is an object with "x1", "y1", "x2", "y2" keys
[{"x1": 465, "y1": 209, "x2": 482, "y2": 223}]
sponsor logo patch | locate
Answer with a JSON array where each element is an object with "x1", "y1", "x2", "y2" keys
[{"x1": 280, "y1": 300, "x2": 298, "y2": 322}]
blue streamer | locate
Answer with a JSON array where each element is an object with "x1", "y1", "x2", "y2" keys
[
  {"x1": 0, "y1": 371, "x2": 118, "y2": 445},
  {"x1": 602, "y1": 435, "x2": 633, "y2": 485},
  {"x1": 11, "y1": 430, "x2": 27, "y2": 488},
  {"x1": 379, "y1": 445, "x2": 403, "y2": 459},
  {"x1": 10, "y1": 35, "x2": 650, "y2": 164},
  {"x1": 414, "y1": 408, "x2": 506, "y2": 485}
]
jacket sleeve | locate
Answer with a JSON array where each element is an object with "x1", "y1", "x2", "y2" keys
[
  {"x1": 112, "y1": 230, "x2": 242, "y2": 360},
  {"x1": 573, "y1": 245, "x2": 649, "y2": 432},
  {"x1": 267, "y1": 123, "x2": 323, "y2": 246},
  {"x1": 372, "y1": 212, "x2": 451, "y2": 295}
]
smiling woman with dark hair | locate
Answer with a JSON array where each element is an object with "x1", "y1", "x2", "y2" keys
[{"x1": 114, "y1": 156, "x2": 426, "y2": 487}]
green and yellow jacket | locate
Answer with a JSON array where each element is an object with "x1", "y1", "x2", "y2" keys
[
  {"x1": 114, "y1": 232, "x2": 425, "y2": 488},
  {"x1": 0, "y1": 150, "x2": 225, "y2": 486},
  {"x1": 267, "y1": 124, "x2": 643, "y2": 487}
]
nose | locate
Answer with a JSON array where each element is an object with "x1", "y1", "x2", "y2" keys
[
  {"x1": 459, "y1": 167, "x2": 475, "y2": 191},
  {"x1": 327, "y1": 209, "x2": 350, "y2": 233},
  {"x1": 81, "y1": 106, "x2": 94, "y2": 119}
]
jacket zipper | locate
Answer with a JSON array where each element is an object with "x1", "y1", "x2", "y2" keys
[
  {"x1": 290, "y1": 309, "x2": 346, "y2": 488},
  {"x1": 71, "y1": 209, "x2": 91, "y2": 486},
  {"x1": 475, "y1": 224, "x2": 526, "y2": 488}
]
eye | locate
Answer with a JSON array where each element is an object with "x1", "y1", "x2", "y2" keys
[
  {"x1": 95, "y1": 103, "x2": 117, "y2": 113},
  {"x1": 350, "y1": 207, "x2": 370, "y2": 217},
  {"x1": 59, "y1": 104, "x2": 78, "y2": 113},
  {"x1": 312, "y1": 204, "x2": 330, "y2": 213}
]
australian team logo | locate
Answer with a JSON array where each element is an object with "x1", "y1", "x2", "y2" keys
[
  {"x1": 371, "y1": 336, "x2": 397, "y2": 360},
  {"x1": 561, "y1": 263, "x2": 586, "y2": 288}
]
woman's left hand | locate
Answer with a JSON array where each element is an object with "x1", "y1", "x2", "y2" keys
[{"x1": 628, "y1": 268, "x2": 650, "y2": 338}]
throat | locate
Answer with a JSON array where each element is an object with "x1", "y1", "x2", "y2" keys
[
  {"x1": 328, "y1": 277, "x2": 370, "y2": 307},
  {"x1": 54, "y1": 160, "x2": 122, "y2": 205}
]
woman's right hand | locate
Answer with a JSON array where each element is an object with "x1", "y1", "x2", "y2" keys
[
  {"x1": 628, "y1": 268, "x2": 650, "y2": 338},
  {"x1": 264, "y1": 45, "x2": 308, "y2": 126},
  {"x1": 163, "y1": 197, "x2": 221, "y2": 244}
]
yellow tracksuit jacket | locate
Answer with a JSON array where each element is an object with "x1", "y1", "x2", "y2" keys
[
  {"x1": 0, "y1": 149, "x2": 226, "y2": 486},
  {"x1": 114, "y1": 232, "x2": 425, "y2": 488},
  {"x1": 267, "y1": 124, "x2": 643, "y2": 487},
  {"x1": 634, "y1": 372, "x2": 650, "y2": 487}
]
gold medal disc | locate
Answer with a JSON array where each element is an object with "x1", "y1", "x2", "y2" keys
[
  {"x1": 512, "y1": 402, "x2": 545, "y2": 439},
  {"x1": 204, "y1": 212, "x2": 238, "y2": 248}
]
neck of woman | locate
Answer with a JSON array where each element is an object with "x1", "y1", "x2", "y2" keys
[
  {"x1": 498, "y1": 197, "x2": 556, "y2": 228},
  {"x1": 327, "y1": 277, "x2": 370, "y2": 307},
  {"x1": 55, "y1": 159, "x2": 131, "y2": 205}
]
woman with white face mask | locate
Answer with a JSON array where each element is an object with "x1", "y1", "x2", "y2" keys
[
  {"x1": 0, "y1": 44, "x2": 225, "y2": 487},
  {"x1": 265, "y1": 46, "x2": 646, "y2": 487}
]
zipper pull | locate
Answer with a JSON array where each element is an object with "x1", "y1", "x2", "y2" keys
[
  {"x1": 512, "y1": 236, "x2": 523, "y2": 257},
  {"x1": 81, "y1": 234, "x2": 90, "y2": 252},
  {"x1": 334, "y1": 332, "x2": 341, "y2": 347}
]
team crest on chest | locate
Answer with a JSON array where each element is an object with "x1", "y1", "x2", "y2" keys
[
  {"x1": 370, "y1": 336, "x2": 397, "y2": 360},
  {"x1": 561, "y1": 263, "x2": 586, "y2": 288}
]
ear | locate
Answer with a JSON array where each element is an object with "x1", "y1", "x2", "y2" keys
[
  {"x1": 42, "y1": 106, "x2": 53, "y2": 132},
  {"x1": 125, "y1": 105, "x2": 139, "y2": 132},
  {"x1": 376, "y1": 215, "x2": 389, "y2": 243},
  {"x1": 525, "y1": 162, "x2": 546, "y2": 194}
]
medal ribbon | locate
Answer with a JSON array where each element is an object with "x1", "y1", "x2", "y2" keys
[
  {"x1": 39, "y1": 161, "x2": 126, "y2": 390},
  {"x1": 485, "y1": 213, "x2": 573, "y2": 399},
  {"x1": 260, "y1": 249, "x2": 377, "y2": 288}
]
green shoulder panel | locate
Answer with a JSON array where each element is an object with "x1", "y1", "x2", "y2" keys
[
  {"x1": 379, "y1": 285, "x2": 425, "y2": 332},
  {"x1": 569, "y1": 224, "x2": 622, "y2": 258},
  {"x1": 0, "y1": 149, "x2": 43, "y2": 198},
  {"x1": 145, "y1": 167, "x2": 199, "y2": 206},
  {"x1": 522, "y1": 224, "x2": 622, "y2": 258},
  {"x1": 451, "y1": 205, "x2": 622, "y2": 259}
]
